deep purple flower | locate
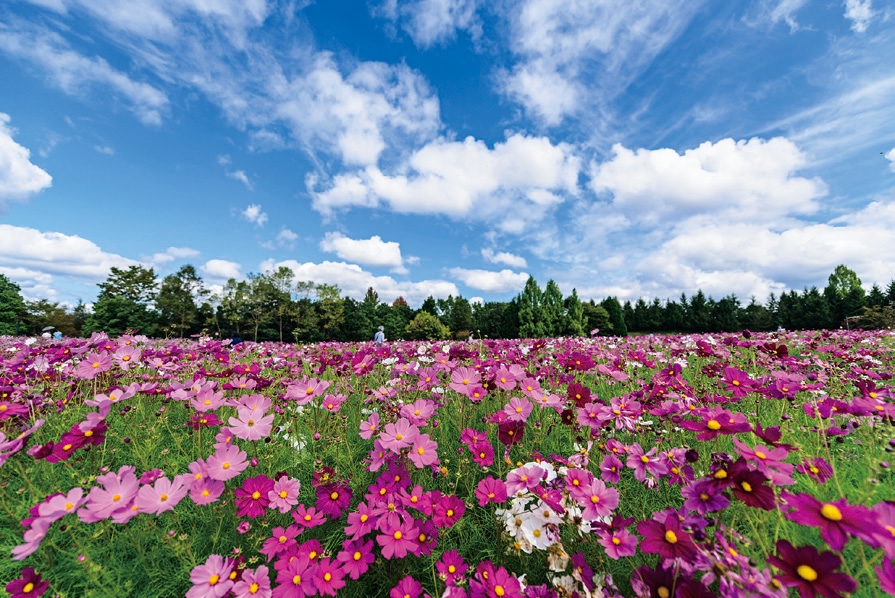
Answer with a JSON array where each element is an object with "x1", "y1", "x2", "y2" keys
[
  {"x1": 781, "y1": 492, "x2": 877, "y2": 551},
  {"x1": 767, "y1": 540, "x2": 857, "y2": 598},
  {"x1": 5, "y1": 567, "x2": 49, "y2": 598},
  {"x1": 637, "y1": 513, "x2": 699, "y2": 560},
  {"x1": 314, "y1": 482, "x2": 352, "y2": 519}
]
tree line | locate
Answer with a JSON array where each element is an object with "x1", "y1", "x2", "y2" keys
[{"x1": 1, "y1": 264, "x2": 893, "y2": 341}]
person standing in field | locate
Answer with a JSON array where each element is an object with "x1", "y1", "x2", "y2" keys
[{"x1": 374, "y1": 325, "x2": 385, "y2": 345}]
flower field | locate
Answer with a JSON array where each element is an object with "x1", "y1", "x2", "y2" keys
[{"x1": 1, "y1": 330, "x2": 894, "y2": 598}]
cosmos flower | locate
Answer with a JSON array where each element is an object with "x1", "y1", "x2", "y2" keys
[{"x1": 767, "y1": 540, "x2": 856, "y2": 598}]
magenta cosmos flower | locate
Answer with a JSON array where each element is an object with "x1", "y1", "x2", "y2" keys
[
  {"x1": 767, "y1": 540, "x2": 856, "y2": 598},
  {"x1": 315, "y1": 482, "x2": 352, "y2": 518},
  {"x1": 235, "y1": 475, "x2": 275, "y2": 518},
  {"x1": 637, "y1": 513, "x2": 699, "y2": 560},
  {"x1": 781, "y1": 492, "x2": 877, "y2": 551},
  {"x1": 390, "y1": 576, "x2": 423, "y2": 598},
  {"x1": 5, "y1": 567, "x2": 49, "y2": 598},
  {"x1": 336, "y1": 538, "x2": 375, "y2": 580},
  {"x1": 312, "y1": 558, "x2": 345, "y2": 597},
  {"x1": 186, "y1": 554, "x2": 235, "y2": 598},
  {"x1": 377, "y1": 513, "x2": 420, "y2": 559}
]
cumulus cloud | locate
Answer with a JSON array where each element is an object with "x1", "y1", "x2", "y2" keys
[
  {"x1": 276, "y1": 228, "x2": 298, "y2": 248},
  {"x1": 447, "y1": 268, "x2": 529, "y2": 293},
  {"x1": 142, "y1": 246, "x2": 200, "y2": 267},
  {"x1": 310, "y1": 134, "x2": 580, "y2": 232},
  {"x1": 261, "y1": 259, "x2": 457, "y2": 306},
  {"x1": 94, "y1": 145, "x2": 115, "y2": 155},
  {"x1": 590, "y1": 137, "x2": 825, "y2": 225},
  {"x1": 374, "y1": 0, "x2": 480, "y2": 47},
  {"x1": 482, "y1": 248, "x2": 527, "y2": 269},
  {"x1": 0, "y1": 22, "x2": 168, "y2": 125},
  {"x1": 320, "y1": 232, "x2": 406, "y2": 271},
  {"x1": 0, "y1": 224, "x2": 136, "y2": 279},
  {"x1": 201, "y1": 259, "x2": 242, "y2": 281},
  {"x1": 885, "y1": 148, "x2": 895, "y2": 172},
  {"x1": 0, "y1": 113, "x2": 53, "y2": 213},
  {"x1": 843, "y1": 0, "x2": 875, "y2": 33},
  {"x1": 241, "y1": 204, "x2": 268, "y2": 227},
  {"x1": 0, "y1": 265, "x2": 58, "y2": 301}
]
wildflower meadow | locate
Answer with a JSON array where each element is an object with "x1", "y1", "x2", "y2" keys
[{"x1": 1, "y1": 330, "x2": 893, "y2": 597}]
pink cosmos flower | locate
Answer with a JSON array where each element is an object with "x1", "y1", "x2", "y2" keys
[
  {"x1": 475, "y1": 476, "x2": 507, "y2": 506},
  {"x1": 572, "y1": 478, "x2": 619, "y2": 521},
  {"x1": 448, "y1": 367, "x2": 481, "y2": 396},
  {"x1": 269, "y1": 476, "x2": 301, "y2": 514},
  {"x1": 81, "y1": 466, "x2": 140, "y2": 521},
  {"x1": 286, "y1": 377, "x2": 330, "y2": 405},
  {"x1": 191, "y1": 387, "x2": 226, "y2": 412},
  {"x1": 436, "y1": 550, "x2": 469, "y2": 586},
  {"x1": 190, "y1": 477, "x2": 225, "y2": 505},
  {"x1": 344, "y1": 502, "x2": 378, "y2": 539},
  {"x1": 470, "y1": 440, "x2": 494, "y2": 467},
  {"x1": 113, "y1": 345, "x2": 141, "y2": 370},
  {"x1": 292, "y1": 505, "x2": 327, "y2": 529},
  {"x1": 626, "y1": 443, "x2": 668, "y2": 482},
  {"x1": 506, "y1": 464, "x2": 544, "y2": 495},
  {"x1": 321, "y1": 394, "x2": 346, "y2": 413},
  {"x1": 312, "y1": 558, "x2": 345, "y2": 597},
  {"x1": 38, "y1": 487, "x2": 86, "y2": 522},
  {"x1": 492, "y1": 364, "x2": 525, "y2": 390},
  {"x1": 408, "y1": 433, "x2": 439, "y2": 468},
  {"x1": 135, "y1": 475, "x2": 189, "y2": 515},
  {"x1": 359, "y1": 412, "x2": 380, "y2": 439},
  {"x1": 469, "y1": 562, "x2": 523, "y2": 598},
  {"x1": 272, "y1": 553, "x2": 315, "y2": 598},
  {"x1": 379, "y1": 418, "x2": 419, "y2": 453},
  {"x1": 503, "y1": 397, "x2": 532, "y2": 423},
  {"x1": 232, "y1": 565, "x2": 272, "y2": 598},
  {"x1": 598, "y1": 528, "x2": 638, "y2": 559},
  {"x1": 12, "y1": 517, "x2": 52, "y2": 561},
  {"x1": 187, "y1": 554, "x2": 234, "y2": 598},
  {"x1": 336, "y1": 538, "x2": 375, "y2": 580},
  {"x1": 261, "y1": 526, "x2": 300, "y2": 562},
  {"x1": 377, "y1": 513, "x2": 420, "y2": 559},
  {"x1": 390, "y1": 576, "x2": 423, "y2": 598},
  {"x1": 229, "y1": 406, "x2": 274, "y2": 442},
  {"x1": 75, "y1": 351, "x2": 112, "y2": 380},
  {"x1": 207, "y1": 444, "x2": 249, "y2": 481}
]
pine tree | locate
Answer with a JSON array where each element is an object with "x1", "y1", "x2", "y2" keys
[{"x1": 517, "y1": 277, "x2": 546, "y2": 338}]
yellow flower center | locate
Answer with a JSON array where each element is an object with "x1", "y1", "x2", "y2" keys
[
  {"x1": 395, "y1": 433, "x2": 403, "y2": 440},
  {"x1": 797, "y1": 565, "x2": 818, "y2": 581},
  {"x1": 209, "y1": 574, "x2": 219, "y2": 586},
  {"x1": 448, "y1": 565, "x2": 456, "y2": 573},
  {"x1": 640, "y1": 455, "x2": 650, "y2": 463},
  {"x1": 160, "y1": 493, "x2": 168, "y2": 502},
  {"x1": 222, "y1": 462, "x2": 230, "y2": 470},
  {"x1": 84, "y1": 430, "x2": 93, "y2": 437},
  {"x1": 279, "y1": 535, "x2": 287, "y2": 543},
  {"x1": 330, "y1": 491, "x2": 339, "y2": 500},
  {"x1": 658, "y1": 588, "x2": 670, "y2": 598},
  {"x1": 293, "y1": 575, "x2": 302, "y2": 585},
  {"x1": 252, "y1": 491, "x2": 261, "y2": 500},
  {"x1": 394, "y1": 531, "x2": 403, "y2": 540},
  {"x1": 590, "y1": 495, "x2": 600, "y2": 504},
  {"x1": 353, "y1": 551, "x2": 361, "y2": 561},
  {"x1": 112, "y1": 494, "x2": 121, "y2": 502},
  {"x1": 612, "y1": 537, "x2": 621, "y2": 545},
  {"x1": 754, "y1": 451, "x2": 766, "y2": 460},
  {"x1": 324, "y1": 573, "x2": 331, "y2": 582},
  {"x1": 360, "y1": 514, "x2": 369, "y2": 522},
  {"x1": 821, "y1": 504, "x2": 843, "y2": 521},
  {"x1": 495, "y1": 586, "x2": 505, "y2": 597},
  {"x1": 447, "y1": 509, "x2": 454, "y2": 517},
  {"x1": 665, "y1": 530, "x2": 678, "y2": 544},
  {"x1": 280, "y1": 490, "x2": 288, "y2": 498},
  {"x1": 23, "y1": 583, "x2": 34, "y2": 593},
  {"x1": 249, "y1": 583, "x2": 259, "y2": 594},
  {"x1": 740, "y1": 481, "x2": 752, "y2": 492},
  {"x1": 417, "y1": 448, "x2": 425, "y2": 455},
  {"x1": 65, "y1": 501, "x2": 74, "y2": 510}
]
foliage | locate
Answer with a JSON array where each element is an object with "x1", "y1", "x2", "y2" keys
[
  {"x1": 404, "y1": 311, "x2": 450, "y2": 340},
  {"x1": 0, "y1": 275, "x2": 27, "y2": 335}
]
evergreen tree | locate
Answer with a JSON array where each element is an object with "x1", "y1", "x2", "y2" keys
[
  {"x1": 824, "y1": 264, "x2": 865, "y2": 326},
  {"x1": 582, "y1": 300, "x2": 612, "y2": 335},
  {"x1": 622, "y1": 301, "x2": 635, "y2": 333},
  {"x1": 600, "y1": 297, "x2": 627, "y2": 336},
  {"x1": 0, "y1": 273, "x2": 26, "y2": 335},
  {"x1": 562, "y1": 288, "x2": 587, "y2": 337},
  {"x1": 450, "y1": 296, "x2": 475, "y2": 339},
  {"x1": 688, "y1": 291, "x2": 711, "y2": 332},
  {"x1": 517, "y1": 277, "x2": 545, "y2": 338},
  {"x1": 541, "y1": 280, "x2": 565, "y2": 337},
  {"x1": 316, "y1": 283, "x2": 344, "y2": 340},
  {"x1": 420, "y1": 296, "x2": 438, "y2": 316},
  {"x1": 801, "y1": 286, "x2": 831, "y2": 330},
  {"x1": 742, "y1": 297, "x2": 774, "y2": 331},
  {"x1": 662, "y1": 299, "x2": 685, "y2": 332},
  {"x1": 867, "y1": 284, "x2": 886, "y2": 308},
  {"x1": 220, "y1": 279, "x2": 251, "y2": 338},
  {"x1": 711, "y1": 294, "x2": 741, "y2": 332}
]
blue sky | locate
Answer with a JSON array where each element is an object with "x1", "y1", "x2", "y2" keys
[{"x1": 1, "y1": 0, "x2": 894, "y2": 307}]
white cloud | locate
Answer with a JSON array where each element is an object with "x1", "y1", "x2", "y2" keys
[
  {"x1": 276, "y1": 228, "x2": 298, "y2": 248},
  {"x1": 0, "y1": 113, "x2": 53, "y2": 213},
  {"x1": 227, "y1": 169, "x2": 253, "y2": 189},
  {"x1": 447, "y1": 268, "x2": 529, "y2": 293},
  {"x1": 320, "y1": 232, "x2": 406, "y2": 272},
  {"x1": 885, "y1": 148, "x2": 895, "y2": 172},
  {"x1": 498, "y1": 0, "x2": 699, "y2": 126},
  {"x1": 217, "y1": 154, "x2": 231, "y2": 165},
  {"x1": 261, "y1": 259, "x2": 458, "y2": 306},
  {"x1": 844, "y1": 0, "x2": 875, "y2": 33},
  {"x1": 590, "y1": 137, "x2": 825, "y2": 225},
  {"x1": 746, "y1": 0, "x2": 810, "y2": 31},
  {"x1": 310, "y1": 134, "x2": 580, "y2": 232},
  {"x1": 142, "y1": 246, "x2": 200, "y2": 266},
  {"x1": 201, "y1": 259, "x2": 242, "y2": 281},
  {"x1": 241, "y1": 203, "x2": 268, "y2": 226},
  {"x1": 271, "y1": 54, "x2": 442, "y2": 166},
  {"x1": 24, "y1": 0, "x2": 270, "y2": 41},
  {"x1": 481, "y1": 248, "x2": 527, "y2": 269},
  {"x1": 375, "y1": 0, "x2": 480, "y2": 48},
  {"x1": 0, "y1": 22, "x2": 168, "y2": 125},
  {"x1": 0, "y1": 266, "x2": 57, "y2": 301},
  {"x1": 94, "y1": 145, "x2": 115, "y2": 155},
  {"x1": 0, "y1": 224, "x2": 136, "y2": 280}
]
